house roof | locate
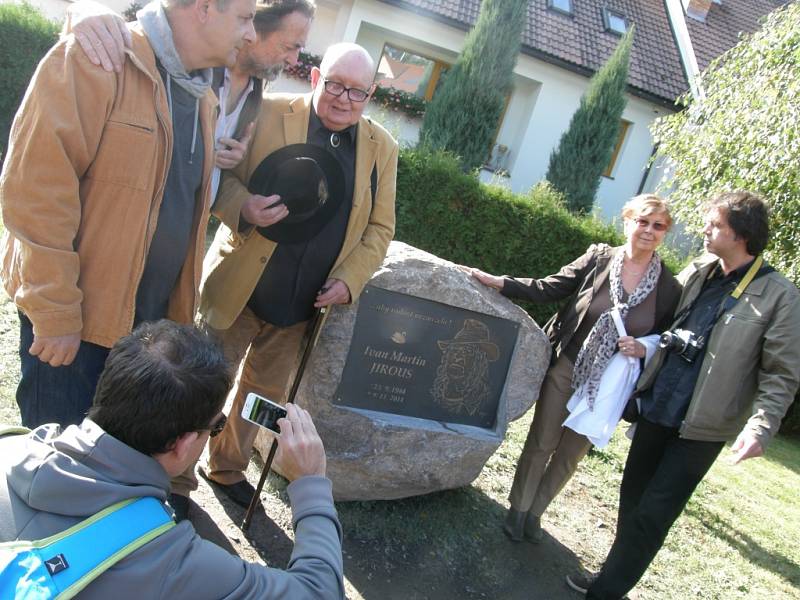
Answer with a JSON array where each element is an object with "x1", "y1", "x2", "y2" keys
[
  {"x1": 377, "y1": 0, "x2": 781, "y2": 106},
  {"x1": 684, "y1": 0, "x2": 788, "y2": 71}
]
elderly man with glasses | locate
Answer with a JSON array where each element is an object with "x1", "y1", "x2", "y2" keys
[{"x1": 178, "y1": 42, "x2": 397, "y2": 509}]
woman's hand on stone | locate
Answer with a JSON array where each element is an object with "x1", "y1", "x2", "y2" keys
[{"x1": 469, "y1": 268, "x2": 504, "y2": 291}]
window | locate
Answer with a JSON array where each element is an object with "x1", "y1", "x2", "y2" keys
[
  {"x1": 547, "y1": 0, "x2": 573, "y2": 16},
  {"x1": 602, "y1": 8, "x2": 628, "y2": 35},
  {"x1": 603, "y1": 120, "x2": 631, "y2": 178},
  {"x1": 374, "y1": 44, "x2": 449, "y2": 101}
]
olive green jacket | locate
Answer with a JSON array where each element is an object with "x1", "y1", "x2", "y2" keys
[{"x1": 635, "y1": 255, "x2": 800, "y2": 447}]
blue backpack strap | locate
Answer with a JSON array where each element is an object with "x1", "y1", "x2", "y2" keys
[{"x1": 1, "y1": 497, "x2": 175, "y2": 599}]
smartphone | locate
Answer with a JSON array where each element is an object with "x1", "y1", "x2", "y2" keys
[{"x1": 241, "y1": 393, "x2": 287, "y2": 434}]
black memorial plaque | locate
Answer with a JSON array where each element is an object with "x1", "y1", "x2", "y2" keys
[{"x1": 334, "y1": 285, "x2": 519, "y2": 429}]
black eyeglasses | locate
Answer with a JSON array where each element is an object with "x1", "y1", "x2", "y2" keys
[
  {"x1": 633, "y1": 217, "x2": 668, "y2": 232},
  {"x1": 201, "y1": 413, "x2": 227, "y2": 438},
  {"x1": 322, "y1": 78, "x2": 371, "y2": 102}
]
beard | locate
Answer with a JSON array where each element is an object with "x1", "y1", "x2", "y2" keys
[{"x1": 244, "y1": 60, "x2": 284, "y2": 83}]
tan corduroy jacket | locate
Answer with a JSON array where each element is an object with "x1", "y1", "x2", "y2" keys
[
  {"x1": 201, "y1": 93, "x2": 397, "y2": 330},
  {"x1": 0, "y1": 26, "x2": 216, "y2": 348}
]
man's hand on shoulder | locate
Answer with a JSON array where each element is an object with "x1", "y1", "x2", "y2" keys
[
  {"x1": 730, "y1": 431, "x2": 764, "y2": 464},
  {"x1": 68, "y1": 2, "x2": 130, "y2": 73},
  {"x1": 241, "y1": 194, "x2": 289, "y2": 227},
  {"x1": 29, "y1": 332, "x2": 82, "y2": 367},
  {"x1": 275, "y1": 404, "x2": 327, "y2": 481},
  {"x1": 315, "y1": 279, "x2": 350, "y2": 307}
]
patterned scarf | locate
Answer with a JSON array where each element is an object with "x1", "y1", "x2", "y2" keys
[{"x1": 571, "y1": 249, "x2": 661, "y2": 410}]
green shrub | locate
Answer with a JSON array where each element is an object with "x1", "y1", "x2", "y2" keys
[
  {"x1": 395, "y1": 147, "x2": 623, "y2": 326},
  {"x1": 546, "y1": 28, "x2": 633, "y2": 213},
  {"x1": 652, "y1": 2, "x2": 800, "y2": 288},
  {"x1": 418, "y1": 0, "x2": 527, "y2": 171},
  {"x1": 0, "y1": 3, "x2": 59, "y2": 161}
]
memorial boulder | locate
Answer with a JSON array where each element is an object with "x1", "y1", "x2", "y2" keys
[{"x1": 254, "y1": 241, "x2": 550, "y2": 500}]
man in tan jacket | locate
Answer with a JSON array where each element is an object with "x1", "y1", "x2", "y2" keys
[
  {"x1": 0, "y1": 0, "x2": 256, "y2": 432},
  {"x1": 178, "y1": 42, "x2": 397, "y2": 508}
]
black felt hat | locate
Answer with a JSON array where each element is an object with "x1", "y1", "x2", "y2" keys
[{"x1": 248, "y1": 143, "x2": 345, "y2": 243}]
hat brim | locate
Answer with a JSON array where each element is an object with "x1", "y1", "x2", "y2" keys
[
  {"x1": 437, "y1": 339, "x2": 500, "y2": 361},
  {"x1": 248, "y1": 143, "x2": 346, "y2": 244}
]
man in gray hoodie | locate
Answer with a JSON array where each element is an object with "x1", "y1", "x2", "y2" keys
[{"x1": 0, "y1": 320, "x2": 344, "y2": 599}]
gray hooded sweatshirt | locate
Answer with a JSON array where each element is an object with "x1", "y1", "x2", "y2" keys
[{"x1": 0, "y1": 421, "x2": 344, "y2": 599}]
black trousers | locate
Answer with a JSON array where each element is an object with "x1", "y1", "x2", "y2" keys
[{"x1": 588, "y1": 418, "x2": 724, "y2": 600}]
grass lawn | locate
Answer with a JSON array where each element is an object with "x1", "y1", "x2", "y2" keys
[{"x1": 0, "y1": 223, "x2": 797, "y2": 598}]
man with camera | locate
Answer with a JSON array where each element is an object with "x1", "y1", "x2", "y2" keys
[
  {"x1": 0, "y1": 321, "x2": 344, "y2": 599},
  {"x1": 568, "y1": 191, "x2": 800, "y2": 599}
]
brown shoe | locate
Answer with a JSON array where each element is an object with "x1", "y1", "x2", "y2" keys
[
  {"x1": 503, "y1": 508, "x2": 526, "y2": 541},
  {"x1": 524, "y1": 513, "x2": 545, "y2": 543}
]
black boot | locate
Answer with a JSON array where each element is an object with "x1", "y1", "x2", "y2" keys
[
  {"x1": 524, "y1": 512, "x2": 545, "y2": 543},
  {"x1": 503, "y1": 508, "x2": 526, "y2": 541}
]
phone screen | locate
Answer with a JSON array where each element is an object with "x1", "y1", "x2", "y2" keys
[{"x1": 243, "y1": 394, "x2": 287, "y2": 434}]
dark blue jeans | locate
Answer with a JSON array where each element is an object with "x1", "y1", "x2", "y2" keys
[
  {"x1": 587, "y1": 418, "x2": 724, "y2": 600},
  {"x1": 17, "y1": 312, "x2": 110, "y2": 428}
]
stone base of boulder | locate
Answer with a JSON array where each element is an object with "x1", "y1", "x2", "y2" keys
[{"x1": 254, "y1": 242, "x2": 550, "y2": 501}]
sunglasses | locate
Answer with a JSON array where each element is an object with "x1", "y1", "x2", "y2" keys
[
  {"x1": 633, "y1": 217, "x2": 668, "y2": 232},
  {"x1": 201, "y1": 413, "x2": 227, "y2": 438}
]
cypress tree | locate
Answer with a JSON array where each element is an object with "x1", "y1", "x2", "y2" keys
[
  {"x1": 418, "y1": 0, "x2": 528, "y2": 172},
  {"x1": 546, "y1": 28, "x2": 634, "y2": 213}
]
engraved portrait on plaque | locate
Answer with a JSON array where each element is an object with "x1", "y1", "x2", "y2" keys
[
  {"x1": 432, "y1": 319, "x2": 499, "y2": 417},
  {"x1": 334, "y1": 285, "x2": 519, "y2": 429}
]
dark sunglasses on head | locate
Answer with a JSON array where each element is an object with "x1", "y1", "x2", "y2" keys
[
  {"x1": 202, "y1": 413, "x2": 227, "y2": 438},
  {"x1": 634, "y1": 217, "x2": 668, "y2": 232}
]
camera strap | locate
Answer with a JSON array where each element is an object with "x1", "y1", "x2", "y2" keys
[{"x1": 674, "y1": 256, "x2": 764, "y2": 342}]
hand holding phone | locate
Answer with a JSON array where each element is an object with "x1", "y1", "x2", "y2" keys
[
  {"x1": 242, "y1": 393, "x2": 287, "y2": 434},
  {"x1": 274, "y1": 404, "x2": 327, "y2": 480}
]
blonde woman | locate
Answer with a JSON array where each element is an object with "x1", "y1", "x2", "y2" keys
[{"x1": 470, "y1": 195, "x2": 680, "y2": 542}]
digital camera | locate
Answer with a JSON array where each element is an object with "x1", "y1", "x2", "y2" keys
[{"x1": 658, "y1": 328, "x2": 704, "y2": 363}]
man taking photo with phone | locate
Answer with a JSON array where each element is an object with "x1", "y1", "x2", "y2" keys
[{"x1": 0, "y1": 320, "x2": 343, "y2": 599}]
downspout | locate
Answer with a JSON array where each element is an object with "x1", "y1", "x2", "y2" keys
[
  {"x1": 663, "y1": 0, "x2": 704, "y2": 99},
  {"x1": 640, "y1": 1, "x2": 705, "y2": 196},
  {"x1": 637, "y1": 144, "x2": 660, "y2": 195}
]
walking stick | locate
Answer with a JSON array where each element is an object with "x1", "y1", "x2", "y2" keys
[{"x1": 241, "y1": 306, "x2": 329, "y2": 531}]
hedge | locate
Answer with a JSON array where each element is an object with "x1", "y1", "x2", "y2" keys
[
  {"x1": 395, "y1": 147, "x2": 624, "y2": 326},
  {"x1": 0, "y1": 3, "x2": 59, "y2": 162}
]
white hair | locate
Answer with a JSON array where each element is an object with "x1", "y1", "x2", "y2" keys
[{"x1": 319, "y1": 42, "x2": 375, "y2": 82}]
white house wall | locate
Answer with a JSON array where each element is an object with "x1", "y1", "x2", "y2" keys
[
  {"x1": 305, "y1": 0, "x2": 353, "y2": 56},
  {"x1": 289, "y1": 0, "x2": 675, "y2": 220}
]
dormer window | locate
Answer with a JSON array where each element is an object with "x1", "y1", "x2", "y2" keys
[
  {"x1": 602, "y1": 8, "x2": 628, "y2": 35},
  {"x1": 547, "y1": 0, "x2": 573, "y2": 16}
]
